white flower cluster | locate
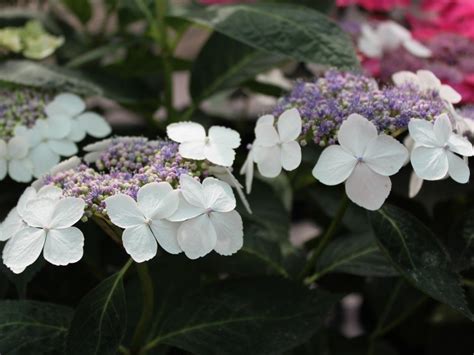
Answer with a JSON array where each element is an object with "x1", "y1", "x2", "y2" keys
[
  {"x1": 1, "y1": 186, "x2": 85, "y2": 273},
  {"x1": 358, "y1": 21, "x2": 432, "y2": 59},
  {"x1": 0, "y1": 93, "x2": 111, "y2": 183},
  {"x1": 242, "y1": 71, "x2": 474, "y2": 211},
  {"x1": 105, "y1": 175, "x2": 243, "y2": 262}
]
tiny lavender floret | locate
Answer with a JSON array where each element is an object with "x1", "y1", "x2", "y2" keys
[{"x1": 273, "y1": 70, "x2": 446, "y2": 146}]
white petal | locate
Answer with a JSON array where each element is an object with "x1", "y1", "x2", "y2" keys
[
  {"x1": 137, "y1": 182, "x2": 173, "y2": 217},
  {"x1": 378, "y1": 21, "x2": 410, "y2": 48},
  {"x1": 358, "y1": 24, "x2": 383, "y2": 58},
  {"x1": 208, "y1": 126, "x2": 240, "y2": 148},
  {"x1": 23, "y1": 198, "x2": 56, "y2": 228},
  {"x1": 416, "y1": 70, "x2": 441, "y2": 90},
  {"x1": 447, "y1": 151, "x2": 470, "y2": 184},
  {"x1": 179, "y1": 141, "x2": 206, "y2": 160},
  {"x1": 392, "y1": 71, "x2": 420, "y2": 87},
  {"x1": 448, "y1": 134, "x2": 474, "y2": 156},
  {"x1": 439, "y1": 85, "x2": 462, "y2": 104},
  {"x1": 433, "y1": 114, "x2": 452, "y2": 144},
  {"x1": 312, "y1": 145, "x2": 356, "y2": 186},
  {"x1": 122, "y1": 224, "x2": 157, "y2": 262},
  {"x1": 202, "y1": 177, "x2": 236, "y2": 212},
  {"x1": 167, "y1": 122, "x2": 206, "y2": 143},
  {"x1": 38, "y1": 185, "x2": 63, "y2": 200},
  {"x1": 2, "y1": 227, "x2": 46, "y2": 274},
  {"x1": 203, "y1": 143, "x2": 236, "y2": 167},
  {"x1": 345, "y1": 163, "x2": 391, "y2": 211},
  {"x1": 0, "y1": 208, "x2": 24, "y2": 241},
  {"x1": 402, "y1": 39, "x2": 432, "y2": 58},
  {"x1": 281, "y1": 141, "x2": 302, "y2": 171},
  {"x1": 49, "y1": 156, "x2": 81, "y2": 175},
  {"x1": 45, "y1": 93, "x2": 85, "y2": 117},
  {"x1": 408, "y1": 119, "x2": 439, "y2": 147},
  {"x1": 48, "y1": 139, "x2": 78, "y2": 156},
  {"x1": 338, "y1": 114, "x2": 377, "y2": 156},
  {"x1": 411, "y1": 146, "x2": 448, "y2": 181},
  {"x1": 277, "y1": 108, "x2": 302, "y2": 143},
  {"x1": 105, "y1": 194, "x2": 144, "y2": 228},
  {"x1": 177, "y1": 215, "x2": 216, "y2": 259},
  {"x1": 256, "y1": 114, "x2": 275, "y2": 127},
  {"x1": 67, "y1": 120, "x2": 87, "y2": 142},
  {"x1": 240, "y1": 149, "x2": 255, "y2": 194},
  {"x1": 43, "y1": 227, "x2": 84, "y2": 266},
  {"x1": 0, "y1": 160, "x2": 6, "y2": 181},
  {"x1": 17, "y1": 187, "x2": 38, "y2": 218},
  {"x1": 255, "y1": 122, "x2": 279, "y2": 147},
  {"x1": 8, "y1": 159, "x2": 33, "y2": 183},
  {"x1": 409, "y1": 172, "x2": 424, "y2": 198},
  {"x1": 167, "y1": 193, "x2": 204, "y2": 222},
  {"x1": 255, "y1": 145, "x2": 282, "y2": 178},
  {"x1": 30, "y1": 143, "x2": 60, "y2": 177},
  {"x1": 7, "y1": 136, "x2": 29, "y2": 159},
  {"x1": 211, "y1": 211, "x2": 243, "y2": 256},
  {"x1": 364, "y1": 134, "x2": 408, "y2": 176},
  {"x1": 77, "y1": 112, "x2": 111, "y2": 138},
  {"x1": 179, "y1": 174, "x2": 206, "y2": 209},
  {"x1": 49, "y1": 198, "x2": 85, "y2": 229},
  {"x1": 150, "y1": 220, "x2": 181, "y2": 254},
  {"x1": 45, "y1": 116, "x2": 73, "y2": 140},
  {"x1": 0, "y1": 140, "x2": 7, "y2": 159}
]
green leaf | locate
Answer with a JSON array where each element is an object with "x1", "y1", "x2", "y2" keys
[
  {"x1": 171, "y1": 3, "x2": 358, "y2": 69},
  {"x1": 191, "y1": 32, "x2": 286, "y2": 102},
  {"x1": 449, "y1": 208, "x2": 474, "y2": 271},
  {"x1": 370, "y1": 205, "x2": 474, "y2": 321},
  {"x1": 0, "y1": 60, "x2": 102, "y2": 96},
  {"x1": 143, "y1": 277, "x2": 340, "y2": 354},
  {"x1": 316, "y1": 233, "x2": 398, "y2": 278},
  {"x1": 61, "y1": 0, "x2": 92, "y2": 24},
  {"x1": 66, "y1": 260, "x2": 131, "y2": 355},
  {"x1": 238, "y1": 179, "x2": 289, "y2": 242},
  {"x1": 0, "y1": 300, "x2": 73, "y2": 354}
]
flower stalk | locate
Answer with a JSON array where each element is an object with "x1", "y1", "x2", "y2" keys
[{"x1": 300, "y1": 193, "x2": 349, "y2": 281}]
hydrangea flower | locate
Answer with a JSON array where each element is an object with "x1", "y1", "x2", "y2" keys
[
  {"x1": 313, "y1": 114, "x2": 408, "y2": 210},
  {"x1": 167, "y1": 122, "x2": 241, "y2": 167},
  {"x1": 0, "y1": 88, "x2": 111, "y2": 182},
  {"x1": 2, "y1": 186, "x2": 85, "y2": 273},
  {"x1": 105, "y1": 183, "x2": 181, "y2": 262},
  {"x1": 168, "y1": 175, "x2": 243, "y2": 259},
  {"x1": 358, "y1": 21, "x2": 431, "y2": 59},
  {"x1": 273, "y1": 70, "x2": 446, "y2": 146},
  {"x1": 409, "y1": 113, "x2": 474, "y2": 183}
]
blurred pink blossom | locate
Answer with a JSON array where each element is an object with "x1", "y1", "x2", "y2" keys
[
  {"x1": 410, "y1": 0, "x2": 474, "y2": 41},
  {"x1": 336, "y1": 0, "x2": 409, "y2": 11}
]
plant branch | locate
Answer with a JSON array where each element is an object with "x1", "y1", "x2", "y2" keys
[
  {"x1": 300, "y1": 194, "x2": 349, "y2": 281},
  {"x1": 130, "y1": 262, "x2": 155, "y2": 354}
]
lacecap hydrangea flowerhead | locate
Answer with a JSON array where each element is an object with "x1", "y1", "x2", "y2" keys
[
  {"x1": 1, "y1": 128, "x2": 245, "y2": 273},
  {"x1": 242, "y1": 69, "x2": 473, "y2": 210},
  {"x1": 0, "y1": 88, "x2": 111, "y2": 183}
]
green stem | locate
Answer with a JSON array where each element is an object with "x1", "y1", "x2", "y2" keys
[
  {"x1": 130, "y1": 262, "x2": 155, "y2": 354},
  {"x1": 300, "y1": 194, "x2": 349, "y2": 281}
]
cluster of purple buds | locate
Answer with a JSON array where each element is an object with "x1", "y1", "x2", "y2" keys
[
  {"x1": 273, "y1": 70, "x2": 446, "y2": 146},
  {"x1": 0, "y1": 87, "x2": 54, "y2": 140},
  {"x1": 43, "y1": 137, "x2": 212, "y2": 218}
]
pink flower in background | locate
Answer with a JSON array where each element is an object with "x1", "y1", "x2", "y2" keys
[
  {"x1": 336, "y1": 0, "x2": 409, "y2": 11},
  {"x1": 410, "y1": 0, "x2": 474, "y2": 41}
]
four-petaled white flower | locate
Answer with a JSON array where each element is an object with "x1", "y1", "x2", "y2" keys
[
  {"x1": 105, "y1": 182, "x2": 181, "y2": 262},
  {"x1": 15, "y1": 116, "x2": 77, "y2": 177},
  {"x1": 358, "y1": 21, "x2": 432, "y2": 59},
  {"x1": 409, "y1": 113, "x2": 474, "y2": 183},
  {"x1": 392, "y1": 70, "x2": 462, "y2": 104},
  {"x1": 167, "y1": 122, "x2": 240, "y2": 167},
  {"x1": 313, "y1": 114, "x2": 408, "y2": 210},
  {"x1": 2, "y1": 190, "x2": 85, "y2": 274},
  {"x1": 45, "y1": 93, "x2": 111, "y2": 142},
  {"x1": 168, "y1": 174, "x2": 243, "y2": 259},
  {"x1": 252, "y1": 108, "x2": 302, "y2": 179},
  {"x1": 0, "y1": 136, "x2": 33, "y2": 182}
]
